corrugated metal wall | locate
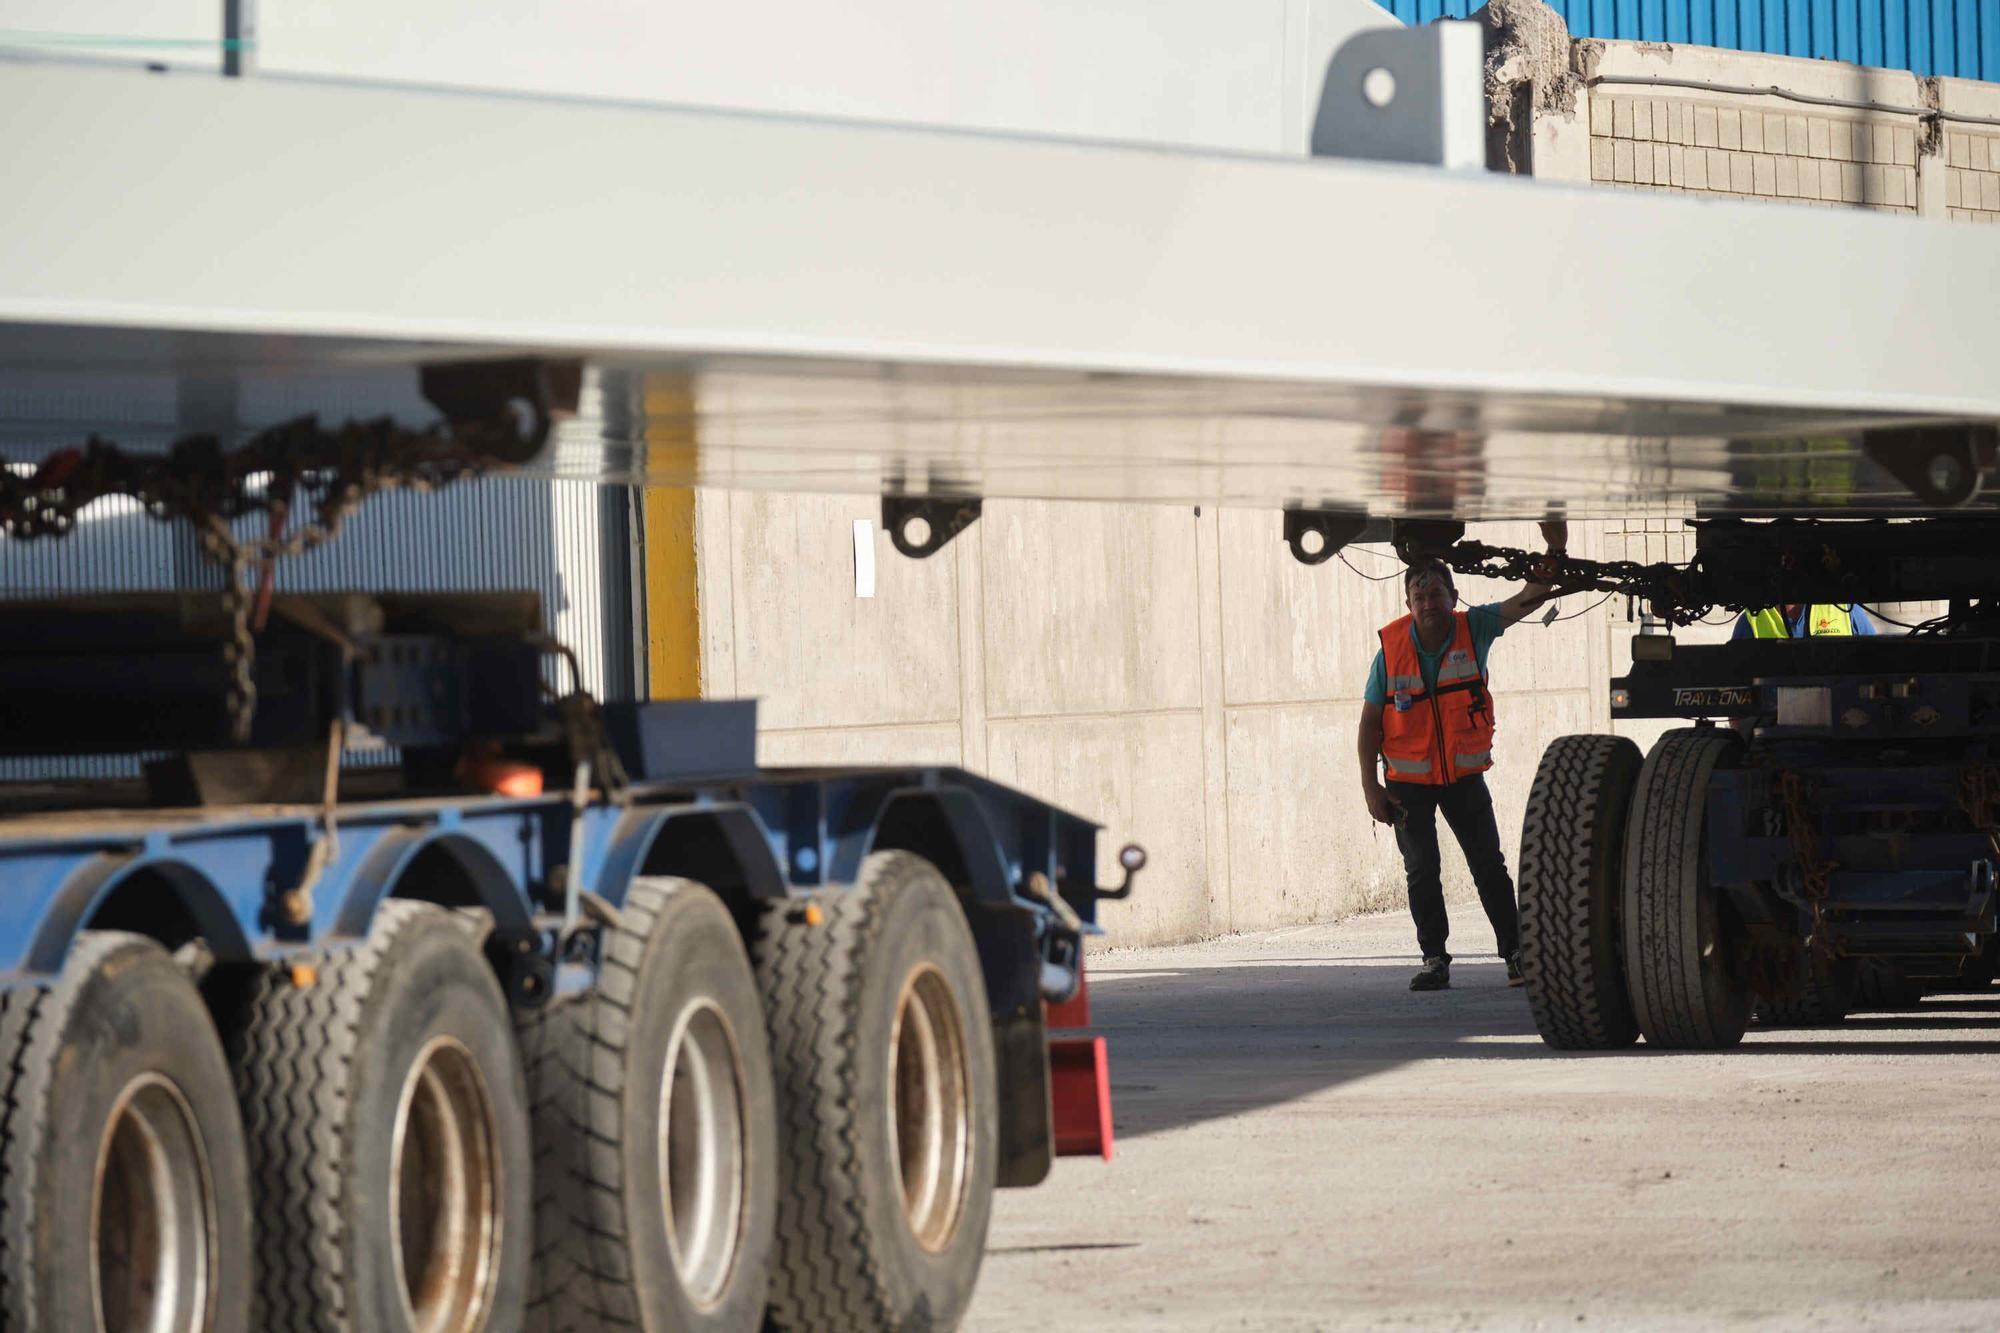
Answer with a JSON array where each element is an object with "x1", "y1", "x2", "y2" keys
[{"x1": 1385, "y1": 1, "x2": 1999, "y2": 82}]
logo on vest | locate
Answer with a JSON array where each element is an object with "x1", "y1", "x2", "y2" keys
[{"x1": 1392, "y1": 690, "x2": 1414, "y2": 712}]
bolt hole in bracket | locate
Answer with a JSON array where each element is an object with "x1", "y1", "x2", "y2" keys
[
  {"x1": 418, "y1": 358, "x2": 583, "y2": 465},
  {"x1": 1311, "y1": 20, "x2": 1487, "y2": 169},
  {"x1": 1860, "y1": 423, "x2": 1999, "y2": 508},
  {"x1": 882, "y1": 493, "x2": 983, "y2": 559},
  {"x1": 1283, "y1": 509, "x2": 1372, "y2": 565}
]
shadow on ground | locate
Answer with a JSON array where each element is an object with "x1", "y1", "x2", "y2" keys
[{"x1": 1088, "y1": 957, "x2": 2000, "y2": 1141}]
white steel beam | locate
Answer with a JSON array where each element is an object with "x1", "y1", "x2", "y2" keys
[{"x1": 0, "y1": 58, "x2": 1995, "y2": 518}]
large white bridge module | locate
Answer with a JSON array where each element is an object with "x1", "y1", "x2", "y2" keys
[{"x1": 1, "y1": 46, "x2": 1997, "y2": 520}]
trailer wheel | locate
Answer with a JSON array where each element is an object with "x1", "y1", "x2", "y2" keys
[
  {"x1": 229, "y1": 900, "x2": 531, "y2": 1332},
  {"x1": 1851, "y1": 959, "x2": 1928, "y2": 1012},
  {"x1": 1519, "y1": 734, "x2": 1645, "y2": 1049},
  {"x1": 756, "y1": 851, "x2": 997, "y2": 1333},
  {"x1": 1624, "y1": 728, "x2": 1752, "y2": 1049},
  {"x1": 520, "y1": 877, "x2": 777, "y2": 1332},
  {"x1": 0, "y1": 931, "x2": 253, "y2": 1333},
  {"x1": 1757, "y1": 956, "x2": 1857, "y2": 1026}
]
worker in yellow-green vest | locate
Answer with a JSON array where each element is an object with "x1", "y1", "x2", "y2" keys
[{"x1": 1730, "y1": 603, "x2": 1877, "y2": 639}]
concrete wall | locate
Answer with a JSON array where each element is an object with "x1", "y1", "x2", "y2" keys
[
  {"x1": 685, "y1": 22, "x2": 1999, "y2": 950},
  {"x1": 1533, "y1": 36, "x2": 2000, "y2": 226},
  {"x1": 697, "y1": 494, "x2": 1612, "y2": 948}
]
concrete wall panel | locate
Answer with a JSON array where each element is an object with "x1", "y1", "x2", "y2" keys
[
  {"x1": 983, "y1": 710, "x2": 1212, "y2": 946},
  {"x1": 1218, "y1": 509, "x2": 1406, "y2": 706},
  {"x1": 1223, "y1": 701, "x2": 1408, "y2": 934},
  {"x1": 981, "y1": 501, "x2": 1202, "y2": 719},
  {"x1": 757, "y1": 722, "x2": 963, "y2": 768},
  {"x1": 728, "y1": 492, "x2": 960, "y2": 731}
]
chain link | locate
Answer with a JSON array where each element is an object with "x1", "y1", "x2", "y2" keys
[
  {"x1": 2, "y1": 408, "x2": 538, "y2": 740},
  {"x1": 1777, "y1": 769, "x2": 1837, "y2": 949},
  {"x1": 1430, "y1": 540, "x2": 1723, "y2": 626}
]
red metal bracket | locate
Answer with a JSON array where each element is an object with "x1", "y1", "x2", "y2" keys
[{"x1": 1049, "y1": 1035, "x2": 1113, "y2": 1160}]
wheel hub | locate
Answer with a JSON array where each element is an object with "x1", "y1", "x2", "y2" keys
[
  {"x1": 390, "y1": 1036, "x2": 502, "y2": 1333},
  {"x1": 889, "y1": 963, "x2": 972, "y2": 1252},
  {"x1": 658, "y1": 998, "x2": 749, "y2": 1308},
  {"x1": 91, "y1": 1074, "x2": 218, "y2": 1333}
]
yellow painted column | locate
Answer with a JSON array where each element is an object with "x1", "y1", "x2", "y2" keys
[{"x1": 641, "y1": 374, "x2": 702, "y2": 699}]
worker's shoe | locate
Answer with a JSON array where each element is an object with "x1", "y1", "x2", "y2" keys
[
  {"x1": 1409, "y1": 957, "x2": 1451, "y2": 991},
  {"x1": 1506, "y1": 953, "x2": 1526, "y2": 987}
]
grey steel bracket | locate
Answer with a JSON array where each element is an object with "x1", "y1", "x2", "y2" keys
[
  {"x1": 883, "y1": 493, "x2": 982, "y2": 559},
  {"x1": 1311, "y1": 20, "x2": 1487, "y2": 168},
  {"x1": 1282, "y1": 508, "x2": 1373, "y2": 565},
  {"x1": 1859, "y1": 423, "x2": 1998, "y2": 508}
]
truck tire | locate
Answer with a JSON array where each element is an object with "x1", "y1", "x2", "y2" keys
[
  {"x1": 520, "y1": 877, "x2": 777, "y2": 1332},
  {"x1": 1757, "y1": 956, "x2": 1857, "y2": 1026},
  {"x1": 228, "y1": 900, "x2": 531, "y2": 1332},
  {"x1": 1851, "y1": 959, "x2": 1928, "y2": 1011},
  {"x1": 1623, "y1": 728, "x2": 1752, "y2": 1049},
  {"x1": 756, "y1": 851, "x2": 998, "y2": 1333},
  {"x1": 0, "y1": 931, "x2": 253, "y2": 1333},
  {"x1": 1519, "y1": 734, "x2": 1644, "y2": 1049}
]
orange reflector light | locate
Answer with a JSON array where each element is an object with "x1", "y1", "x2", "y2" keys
[{"x1": 456, "y1": 755, "x2": 545, "y2": 797}]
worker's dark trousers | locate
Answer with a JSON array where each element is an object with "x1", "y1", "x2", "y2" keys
[{"x1": 1388, "y1": 773, "x2": 1519, "y2": 963}]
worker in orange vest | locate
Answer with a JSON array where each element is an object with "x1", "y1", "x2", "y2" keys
[{"x1": 1357, "y1": 522, "x2": 1568, "y2": 992}]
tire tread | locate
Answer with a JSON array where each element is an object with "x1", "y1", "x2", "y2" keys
[
  {"x1": 1520, "y1": 735, "x2": 1644, "y2": 1049},
  {"x1": 227, "y1": 900, "x2": 437, "y2": 1332},
  {"x1": 1624, "y1": 728, "x2": 1747, "y2": 1049}
]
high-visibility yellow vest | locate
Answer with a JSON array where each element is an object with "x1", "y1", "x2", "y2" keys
[{"x1": 1748, "y1": 605, "x2": 1853, "y2": 638}]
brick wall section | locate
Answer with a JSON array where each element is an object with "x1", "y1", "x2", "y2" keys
[
  {"x1": 1943, "y1": 129, "x2": 2000, "y2": 223},
  {"x1": 1588, "y1": 92, "x2": 1919, "y2": 212}
]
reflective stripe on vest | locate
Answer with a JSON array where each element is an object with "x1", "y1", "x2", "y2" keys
[
  {"x1": 1749, "y1": 605, "x2": 1853, "y2": 638},
  {"x1": 1377, "y1": 611, "x2": 1496, "y2": 787}
]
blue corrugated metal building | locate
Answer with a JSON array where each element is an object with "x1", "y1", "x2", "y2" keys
[{"x1": 1383, "y1": 1, "x2": 1998, "y2": 82}]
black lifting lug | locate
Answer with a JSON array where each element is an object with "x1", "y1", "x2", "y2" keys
[
  {"x1": 1860, "y1": 423, "x2": 1999, "y2": 509},
  {"x1": 883, "y1": 492, "x2": 982, "y2": 559},
  {"x1": 1390, "y1": 518, "x2": 1467, "y2": 562},
  {"x1": 420, "y1": 358, "x2": 583, "y2": 466},
  {"x1": 1098, "y1": 843, "x2": 1147, "y2": 902},
  {"x1": 1282, "y1": 507, "x2": 1372, "y2": 565}
]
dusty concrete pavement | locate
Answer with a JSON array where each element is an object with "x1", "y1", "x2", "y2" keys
[{"x1": 965, "y1": 909, "x2": 2000, "y2": 1331}]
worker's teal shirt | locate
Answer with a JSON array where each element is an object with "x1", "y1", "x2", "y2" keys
[{"x1": 1364, "y1": 603, "x2": 1507, "y2": 706}]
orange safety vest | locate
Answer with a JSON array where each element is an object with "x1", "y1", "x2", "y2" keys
[{"x1": 1378, "y1": 611, "x2": 1496, "y2": 786}]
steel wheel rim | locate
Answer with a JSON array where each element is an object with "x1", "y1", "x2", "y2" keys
[
  {"x1": 888, "y1": 963, "x2": 972, "y2": 1252},
  {"x1": 90, "y1": 1074, "x2": 217, "y2": 1333},
  {"x1": 389, "y1": 1036, "x2": 503, "y2": 1333},
  {"x1": 657, "y1": 998, "x2": 749, "y2": 1308}
]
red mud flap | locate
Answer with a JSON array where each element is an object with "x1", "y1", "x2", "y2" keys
[{"x1": 1045, "y1": 965, "x2": 1114, "y2": 1160}]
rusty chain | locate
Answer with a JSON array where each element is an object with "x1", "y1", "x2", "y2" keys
[
  {"x1": 1427, "y1": 540, "x2": 1725, "y2": 626},
  {"x1": 1777, "y1": 769, "x2": 1837, "y2": 946},
  {"x1": 2, "y1": 408, "x2": 538, "y2": 740},
  {"x1": 1957, "y1": 766, "x2": 2000, "y2": 861}
]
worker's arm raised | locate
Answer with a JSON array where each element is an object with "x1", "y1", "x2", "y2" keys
[{"x1": 1497, "y1": 520, "x2": 1569, "y2": 628}]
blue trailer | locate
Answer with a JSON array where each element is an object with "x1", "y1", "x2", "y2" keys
[
  {"x1": 0, "y1": 344, "x2": 1137, "y2": 1333},
  {"x1": 0, "y1": 596, "x2": 1132, "y2": 1333}
]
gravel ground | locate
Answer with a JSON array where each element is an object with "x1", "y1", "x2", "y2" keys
[{"x1": 964, "y1": 909, "x2": 2000, "y2": 1331}]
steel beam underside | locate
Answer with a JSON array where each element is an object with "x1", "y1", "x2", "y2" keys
[{"x1": 3, "y1": 59, "x2": 1999, "y2": 520}]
